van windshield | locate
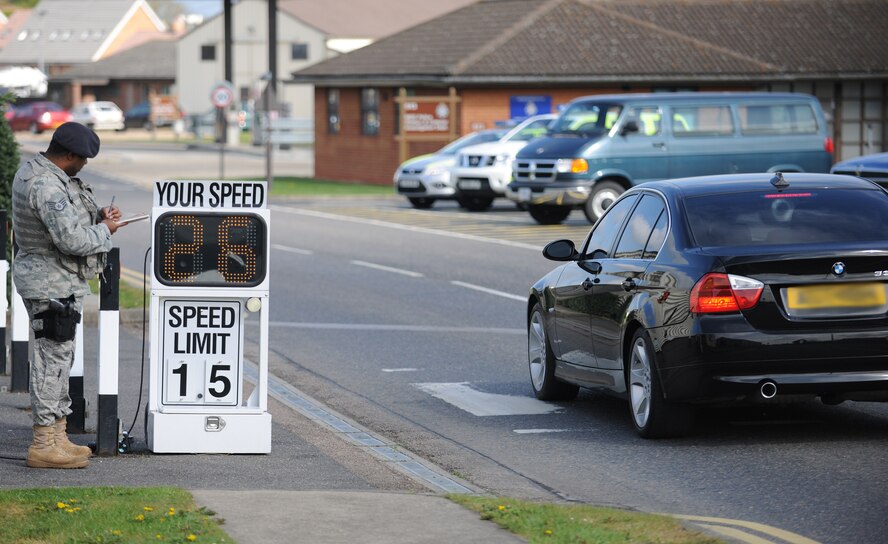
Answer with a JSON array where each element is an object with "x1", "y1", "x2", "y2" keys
[{"x1": 551, "y1": 102, "x2": 622, "y2": 136}]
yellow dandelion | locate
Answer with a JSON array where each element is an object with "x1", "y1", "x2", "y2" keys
[
  {"x1": 156, "y1": 534, "x2": 163, "y2": 540},
  {"x1": 186, "y1": 534, "x2": 197, "y2": 542},
  {"x1": 144, "y1": 506, "x2": 155, "y2": 512},
  {"x1": 73, "y1": 507, "x2": 81, "y2": 512},
  {"x1": 111, "y1": 530, "x2": 122, "y2": 536},
  {"x1": 168, "y1": 507, "x2": 176, "y2": 516},
  {"x1": 544, "y1": 529, "x2": 553, "y2": 535},
  {"x1": 56, "y1": 502, "x2": 68, "y2": 509},
  {"x1": 135, "y1": 514, "x2": 146, "y2": 521},
  {"x1": 497, "y1": 505, "x2": 506, "y2": 511},
  {"x1": 65, "y1": 509, "x2": 75, "y2": 513}
]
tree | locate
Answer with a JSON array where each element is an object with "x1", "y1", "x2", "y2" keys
[{"x1": 0, "y1": 92, "x2": 19, "y2": 260}]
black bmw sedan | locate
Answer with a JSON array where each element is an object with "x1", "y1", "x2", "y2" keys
[{"x1": 528, "y1": 173, "x2": 888, "y2": 438}]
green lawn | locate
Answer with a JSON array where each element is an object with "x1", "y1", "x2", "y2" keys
[
  {"x1": 0, "y1": 487, "x2": 231, "y2": 544},
  {"x1": 266, "y1": 176, "x2": 392, "y2": 197},
  {"x1": 450, "y1": 496, "x2": 723, "y2": 544}
]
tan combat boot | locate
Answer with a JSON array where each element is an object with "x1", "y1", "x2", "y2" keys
[
  {"x1": 54, "y1": 417, "x2": 93, "y2": 459},
  {"x1": 26, "y1": 425, "x2": 89, "y2": 469}
]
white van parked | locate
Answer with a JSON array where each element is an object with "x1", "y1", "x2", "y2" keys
[{"x1": 451, "y1": 114, "x2": 555, "y2": 211}]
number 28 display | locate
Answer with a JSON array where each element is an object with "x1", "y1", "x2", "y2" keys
[{"x1": 154, "y1": 212, "x2": 267, "y2": 287}]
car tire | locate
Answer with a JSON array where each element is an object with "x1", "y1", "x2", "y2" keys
[
  {"x1": 583, "y1": 180, "x2": 624, "y2": 224},
  {"x1": 408, "y1": 197, "x2": 435, "y2": 209},
  {"x1": 528, "y1": 302, "x2": 579, "y2": 401},
  {"x1": 457, "y1": 196, "x2": 494, "y2": 211},
  {"x1": 528, "y1": 204, "x2": 571, "y2": 225},
  {"x1": 626, "y1": 329, "x2": 694, "y2": 438}
]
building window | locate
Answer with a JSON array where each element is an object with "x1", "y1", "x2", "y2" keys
[
  {"x1": 291, "y1": 43, "x2": 308, "y2": 60},
  {"x1": 361, "y1": 88, "x2": 379, "y2": 136},
  {"x1": 201, "y1": 45, "x2": 216, "y2": 61},
  {"x1": 327, "y1": 89, "x2": 340, "y2": 134}
]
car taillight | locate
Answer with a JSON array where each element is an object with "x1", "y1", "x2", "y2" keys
[
  {"x1": 824, "y1": 137, "x2": 834, "y2": 154},
  {"x1": 690, "y1": 273, "x2": 764, "y2": 313},
  {"x1": 40, "y1": 112, "x2": 51, "y2": 123}
]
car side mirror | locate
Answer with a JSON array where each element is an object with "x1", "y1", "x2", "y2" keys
[
  {"x1": 621, "y1": 120, "x2": 640, "y2": 136},
  {"x1": 543, "y1": 239, "x2": 578, "y2": 261}
]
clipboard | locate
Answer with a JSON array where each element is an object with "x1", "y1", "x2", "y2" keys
[{"x1": 117, "y1": 213, "x2": 150, "y2": 225}]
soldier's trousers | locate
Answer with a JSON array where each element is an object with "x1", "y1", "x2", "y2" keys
[{"x1": 23, "y1": 298, "x2": 84, "y2": 427}]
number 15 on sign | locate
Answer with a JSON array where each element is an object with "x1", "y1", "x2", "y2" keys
[{"x1": 164, "y1": 359, "x2": 239, "y2": 405}]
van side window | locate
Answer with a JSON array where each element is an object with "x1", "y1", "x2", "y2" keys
[
  {"x1": 671, "y1": 105, "x2": 733, "y2": 137},
  {"x1": 628, "y1": 107, "x2": 662, "y2": 136},
  {"x1": 739, "y1": 104, "x2": 818, "y2": 135}
]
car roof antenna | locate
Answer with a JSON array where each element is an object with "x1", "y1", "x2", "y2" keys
[{"x1": 770, "y1": 172, "x2": 789, "y2": 189}]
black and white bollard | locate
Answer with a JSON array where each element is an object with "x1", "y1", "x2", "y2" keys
[
  {"x1": 67, "y1": 323, "x2": 86, "y2": 433},
  {"x1": 96, "y1": 248, "x2": 120, "y2": 456},
  {"x1": 0, "y1": 210, "x2": 7, "y2": 376},
  {"x1": 10, "y1": 241, "x2": 29, "y2": 392}
]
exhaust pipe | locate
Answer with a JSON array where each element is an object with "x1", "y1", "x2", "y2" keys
[{"x1": 759, "y1": 380, "x2": 777, "y2": 399}]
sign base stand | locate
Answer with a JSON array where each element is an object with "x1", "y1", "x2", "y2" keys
[{"x1": 148, "y1": 412, "x2": 271, "y2": 453}]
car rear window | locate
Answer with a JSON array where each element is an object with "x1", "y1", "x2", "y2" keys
[{"x1": 686, "y1": 188, "x2": 888, "y2": 246}]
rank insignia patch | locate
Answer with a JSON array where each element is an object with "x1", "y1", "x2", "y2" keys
[{"x1": 47, "y1": 200, "x2": 68, "y2": 212}]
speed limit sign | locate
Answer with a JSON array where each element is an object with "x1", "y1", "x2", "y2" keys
[{"x1": 210, "y1": 81, "x2": 235, "y2": 108}]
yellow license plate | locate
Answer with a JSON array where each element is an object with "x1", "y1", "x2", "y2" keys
[{"x1": 787, "y1": 283, "x2": 886, "y2": 309}]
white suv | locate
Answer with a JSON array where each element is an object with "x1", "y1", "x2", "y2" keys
[
  {"x1": 451, "y1": 114, "x2": 555, "y2": 211},
  {"x1": 70, "y1": 101, "x2": 125, "y2": 131}
]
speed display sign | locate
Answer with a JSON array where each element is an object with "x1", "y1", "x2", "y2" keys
[{"x1": 147, "y1": 180, "x2": 271, "y2": 454}]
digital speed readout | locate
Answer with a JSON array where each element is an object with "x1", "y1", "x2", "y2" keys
[{"x1": 154, "y1": 212, "x2": 267, "y2": 287}]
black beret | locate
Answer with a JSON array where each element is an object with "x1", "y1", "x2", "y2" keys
[{"x1": 51, "y1": 122, "x2": 100, "y2": 158}]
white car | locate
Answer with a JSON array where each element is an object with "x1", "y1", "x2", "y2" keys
[
  {"x1": 393, "y1": 129, "x2": 507, "y2": 209},
  {"x1": 451, "y1": 114, "x2": 556, "y2": 211},
  {"x1": 70, "y1": 101, "x2": 125, "y2": 131}
]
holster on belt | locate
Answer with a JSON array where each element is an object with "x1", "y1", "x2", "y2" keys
[{"x1": 34, "y1": 295, "x2": 81, "y2": 342}]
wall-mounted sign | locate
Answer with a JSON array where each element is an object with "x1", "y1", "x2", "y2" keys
[{"x1": 510, "y1": 95, "x2": 552, "y2": 120}]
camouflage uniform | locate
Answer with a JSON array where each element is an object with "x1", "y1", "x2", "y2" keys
[{"x1": 11, "y1": 153, "x2": 112, "y2": 426}]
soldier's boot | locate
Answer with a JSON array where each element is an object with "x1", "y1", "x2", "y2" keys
[
  {"x1": 26, "y1": 425, "x2": 89, "y2": 469},
  {"x1": 54, "y1": 417, "x2": 93, "y2": 459}
]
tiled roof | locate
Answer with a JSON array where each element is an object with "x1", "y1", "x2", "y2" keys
[
  {"x1": 52, "y1": 39, "x2": 176, "y2": 80},
  {"x1": 292, "y1": 0, "x2": 888, "y2": 84},
  {"x1": 0, "y1": 0, "x2": 161, "y2": 64}
]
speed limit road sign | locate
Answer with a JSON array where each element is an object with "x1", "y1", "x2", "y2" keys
[{"x1": 210, "y1": 81, "x2": 235, "y2": 108}]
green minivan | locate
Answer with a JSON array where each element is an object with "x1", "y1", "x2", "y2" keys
[{"x1": 507, "y1": 92, "x2": 834, "y2": 224}]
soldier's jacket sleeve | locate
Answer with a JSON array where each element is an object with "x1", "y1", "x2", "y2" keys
[{"x1": 29, "y1": 177, "x2": 112, "y2": 256}]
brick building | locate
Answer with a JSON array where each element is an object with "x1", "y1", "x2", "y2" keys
[{"x1": 292, "y1": 0, "x2": 888, "y2": 185}]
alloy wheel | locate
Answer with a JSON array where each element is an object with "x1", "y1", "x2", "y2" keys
[
  {"x1": 528, "y1": 310, "x2": 547, "y2": 391},
  {"x1": 629, "y1": 336, "x2": 652, "y2": 429}
]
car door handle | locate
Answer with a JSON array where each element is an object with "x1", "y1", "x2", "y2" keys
[
  {"x1": 652, "y1": 142, "x2": 666, "y2": 149},
  {"x1": 621, "y1": 278, "x2": 636, "y2": 292},
  {"x1": 582, "y1": 278, "x2": 594, "y2": 291}
]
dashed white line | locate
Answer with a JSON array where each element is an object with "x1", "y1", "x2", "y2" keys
[
  {"x1": 513, "y1": 429, "x2": 574, "y2": 434},
  {"x1": 382, "y1": 368, "x2": 422, "y2": 373},
  {"x1": 272, "y1": 243, "x2": 314, "y2": 255},
  {"x1": 450, "y1": 280, "x2": 525, "y2": 302},
  {"x1": 352, "y1": 260, "x2": 424, "y2": 277}
]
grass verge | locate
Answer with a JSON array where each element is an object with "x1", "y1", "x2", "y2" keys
[
  {"x1": 0, "y1": 487, "x2": 232, "y2": 543},
  {"x1": 265, "y1": 177, "x2": 392, "y2": 197},
  {"x1": 449, "y1": 495, "x2": 723, "y2": 544},
  {"x1": 89, "y1": 278, "x2": 146, "y2": 309}
]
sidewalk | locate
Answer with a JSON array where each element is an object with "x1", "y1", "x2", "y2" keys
[{"x1": 0, "y1": 317, "x2": 522, "y2": 543}]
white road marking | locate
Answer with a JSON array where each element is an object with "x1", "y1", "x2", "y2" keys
[
  {"x1": 414, "y1": 382, "x2": 562, "y2": 416},
  {"x1": 382, "y1": 368, "x2": 422, "y2": 373},
  {"x1": 260, "y1": 322, "x2": 524, "y2": 335},
  {"x1": 272, "y1": 206, "x2": 542, "y2": 251},
  {"x1": 352, "y1": 260, "x2": 424, "y2": 277},
  {"x1": 513, "y1": 429, "x2": 574, "y2": 434},
  {"x1": 272, "y1": 243, "x2": 314, "y2": 255},
  {"x1": 450, "y1": 280, "x2": 525, "y2": 302}
]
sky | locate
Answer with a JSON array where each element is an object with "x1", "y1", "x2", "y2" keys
[{"x1": 175, "y1": 0, "x2": 223, "y2": 18}]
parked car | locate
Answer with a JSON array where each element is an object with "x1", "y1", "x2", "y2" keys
[
  {"x1": 393, "y1": 129, "x2": 507, "y2": 209},
  {"x1": 8, "y1": 101, "x2": 72, "y2": 133},
  {"x1": 509, "y1": 92, "x2": 834, "y2": 225},
  {"x1": 831, "y1": 151, "x2": 888, "y2": 187},
  {"x1": 527, "y1": 172, "x2": 888, "y2": 438},
  {"x1": 124, "y1": 100, "x2": 181, "y2": 130},
  {"x1": 70, "y1": 101, "x2": 125, "y2": 131},
  {"x1": 450, "y1": 114, "x2": 555, "y2": 211}
]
